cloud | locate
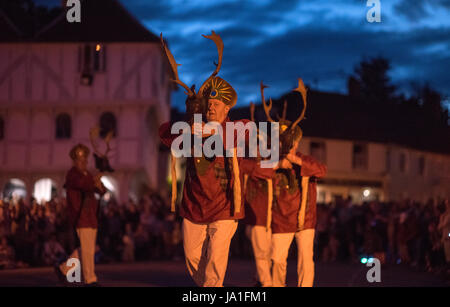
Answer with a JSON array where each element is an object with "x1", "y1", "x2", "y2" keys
[
  {"x1": 119, "y1": 0, "x2": 450, "y2": 109},
  {"x1": 32, "y1": 0, "x2": 450, "y2": 109},
  {"x1": 394, "y1": 0, "x2": 450, "y2": 22}
]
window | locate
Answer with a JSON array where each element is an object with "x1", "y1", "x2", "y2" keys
[
  {"x1": 352, "y1": 143, "x2": 368, "y2": 170},
  {"x1": 78, "y1": 44, "x2": 107, "y2": 73},
  {"x1": 55, "y1": 113, "x2": 72, "y2": 139},
  {"x1": 418, "y1": 156, "x2": 425, "y2": 176},
  {"x1": 0, "y1": 116, "x2": 4, "y2": 140},
  {"x1": 310, "y1": 141, "x2": 326, "y2": 163},
  {"x1": 99, "y1": 112, "x2": 117, "y2": 138}
]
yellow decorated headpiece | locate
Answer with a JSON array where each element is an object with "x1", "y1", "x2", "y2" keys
[{"x1": 203, "y1": 76, "x2": 237, "y2": 107}]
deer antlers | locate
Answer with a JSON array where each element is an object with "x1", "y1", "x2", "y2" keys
[
  {"x1": 89, "y1": 126, "x2": 113, "y2": 158},
  {"x1": 198, "y1": 30, "x2": 224, "y2": 95},
  {"x1": 202, "y1": 30, "x2": 223, "y2": 78},
  {"x1": 290, "y1": 78, "x2": 307, "y2": 130},
  {"x1": 160, "y1": 31, "x2": 224, "y2": 97},
  {"x1": 261, "y1": 82, "x2": 274, "y2": 122},
  {"x1": 260, "y1": 78, "x2": 307, "y2": 129},
  {"x1": 276, "y1": 100, "x2": 288, "y2": 121},
  {"x1": 160, "y1": 33, "x2": 194, "y2": 97},
  {"x1": 249, "y1": 102, "x2": 255, "y2": 122}
]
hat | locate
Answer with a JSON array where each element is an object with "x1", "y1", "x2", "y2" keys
[
  {"x1": 69, "y1": 143, "x2": 90, "y2": 160},
  {"x1": 203, "y1": 76, "x2": 237, "y2": 107}
]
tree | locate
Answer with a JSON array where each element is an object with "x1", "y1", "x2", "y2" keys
[
  {"x1": 413, "y1": 84, "x2": 449, "y2": 131},
  {"x1": 352, "y1": 56, "x2": 397, "y2": 105}
]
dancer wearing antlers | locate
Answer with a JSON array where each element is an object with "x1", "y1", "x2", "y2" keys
[
  {"x1": 262, "y1": 79, "x2": 327, "y2": 287},
  {"x1": 242, "y1": 94, "x2": 275, "y2": 287},
  {"x1": 54, "y1": 128, "x2": 113, "y2": 286},
  {"x1": 54, "y1": 143, "x2": 107, "y2": 286},
  {"x1": 159, "y1": 31, "x2": 276, "y2": 287}
]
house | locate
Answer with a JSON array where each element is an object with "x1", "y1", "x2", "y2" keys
[
  {"x1": 229, "y1": 88, "x2": 450, "y2": 204},
  {"x1": 0, "y1": 0, "x2": 173, "y2": 203}
]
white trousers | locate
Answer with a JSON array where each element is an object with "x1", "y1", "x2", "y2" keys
[
  {"x1": 296, "y1": 229, "x2": 315, "y2": 287},
  {"x1": 60, "y1": 228, "x2": 98, "y2": 284},
  {"x1": 182, "y1": 218, "x2": 238, "y2": 287},
  {"x1": 271, "y1": 229, "x2": 315, "y2": 287},
  {"x1": 250, "y1": 225, "x2": 272, "y2": 287},
  {"x1": 271, "y1": 232, "x2": 295, "y2": 287}
]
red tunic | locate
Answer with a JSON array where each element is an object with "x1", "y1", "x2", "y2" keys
[
  {"x1": 299, "y1": 154, "x2": 327, "y2": 231},
  {"x1": 243, "y1": 174, "x2": 270, "y2": 227},
  {"x1": 64, "y1": 167, "x2": 105, "y2": 229},
  {"x1": 159, "y1": 118, "x2": 274, "y2": 224},
  {"x1": 271, "y1": 153, "x2": 327, "y2": 233}
]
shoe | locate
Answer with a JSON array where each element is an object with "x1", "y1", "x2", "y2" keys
[{"x1": 84, "y1": 282, "x2": 101, "y2": 287}]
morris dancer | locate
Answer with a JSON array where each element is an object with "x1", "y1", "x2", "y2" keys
[
  {"x1": 242, "y1": 93, "x2": 275, "y2": 287},
  {"x1": 54, "y1": 144, "x2": 106, "y2": 286},
  {"x1": 159, "y1": 31, "x2": 275, "y2": 287},
  {"x1": 263, "y1": 79, "x2": 327, "y2": 287}
]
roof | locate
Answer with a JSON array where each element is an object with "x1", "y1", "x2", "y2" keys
[
  {"x1": 228, "y1": 89, "x2": 450, "y2": 155},
  {"x1": 36, "y1": 0, "x2": 159, "y2": 43},
  {"x1": 0, "y1": 0, "x2": 159, "y2": 43},
  {"x1": 0, "y1": 9, "x2": 22, "y2": 42}
]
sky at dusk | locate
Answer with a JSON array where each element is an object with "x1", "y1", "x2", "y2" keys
[{"x1": 35, "y1": 0, "x2": 450, "y2": 110}]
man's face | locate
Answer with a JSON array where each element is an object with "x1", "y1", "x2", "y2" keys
[
  {"x1": 73, "y1": 156, "x2": 88, "y2": 172},
  {"x1": 206, "y1": 99, "x2": 230, "y2": 123}
]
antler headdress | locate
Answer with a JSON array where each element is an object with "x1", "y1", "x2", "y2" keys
[
  {"x1": 89, "y1": 126, "x2": 114, "y2": 173},
  {"x1": 262, "y1": 78, "x2": 308, "y2": 156},
  {"x1": 160, "y1": 31, "x2": 239, "y2": 213}
]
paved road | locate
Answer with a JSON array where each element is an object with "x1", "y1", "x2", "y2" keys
[{"x1": 0, "y1": 259, "x2": 447, "y2": 287}]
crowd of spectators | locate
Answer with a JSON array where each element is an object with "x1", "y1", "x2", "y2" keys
[
  {"x1": 1, "y1": 193, "x2": 449, "y2": 278},
  {"x1": 0, "y1": 192, "x2": 183, "y2": 270},
  {"x1": 231, "y1": 197, "x2": 450, "y2": 277},
  {"x1": 311, "y1": 198, "x2": 450, "y2": 275}
]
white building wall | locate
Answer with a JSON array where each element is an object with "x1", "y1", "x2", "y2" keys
[
  {"x1": 300, "y1": 137, "x2": 449, "y2": 204},
  {"x1": 0, "y1": 42, "x2": 171, "y2": 203}
]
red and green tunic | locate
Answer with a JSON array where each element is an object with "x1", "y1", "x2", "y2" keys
[
  {"x1": 243, "y1": 173, "x2": 272, "y2": 228},
  {"x1": 159, "y1": 118, "x2": 274, "y2": 224},
  {"x1": 64, "y1": 167, "x2": 105, "y2": 229},
  {"x1": 271, "y1": 153, "x2": 327, "y2": 233}
]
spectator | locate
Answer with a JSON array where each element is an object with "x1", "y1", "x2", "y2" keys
[
  {"x1": 121, "y1": 223, "x2": 135, "y2": 262},
  {"x1": 437, "y1": 200, "x2": 450, "y2": 269},
  {"x1": 0, "y1": 191, "x2": 447, "y2": 280}
]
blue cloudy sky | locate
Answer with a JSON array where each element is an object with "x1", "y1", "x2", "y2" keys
[{"x1": 37, "y1": 0, "x2": 450, "y2": 110}]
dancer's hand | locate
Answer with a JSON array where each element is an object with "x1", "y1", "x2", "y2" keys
[{"x1": 276, "y1": 158, "x2": 293, "y2": 170}]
